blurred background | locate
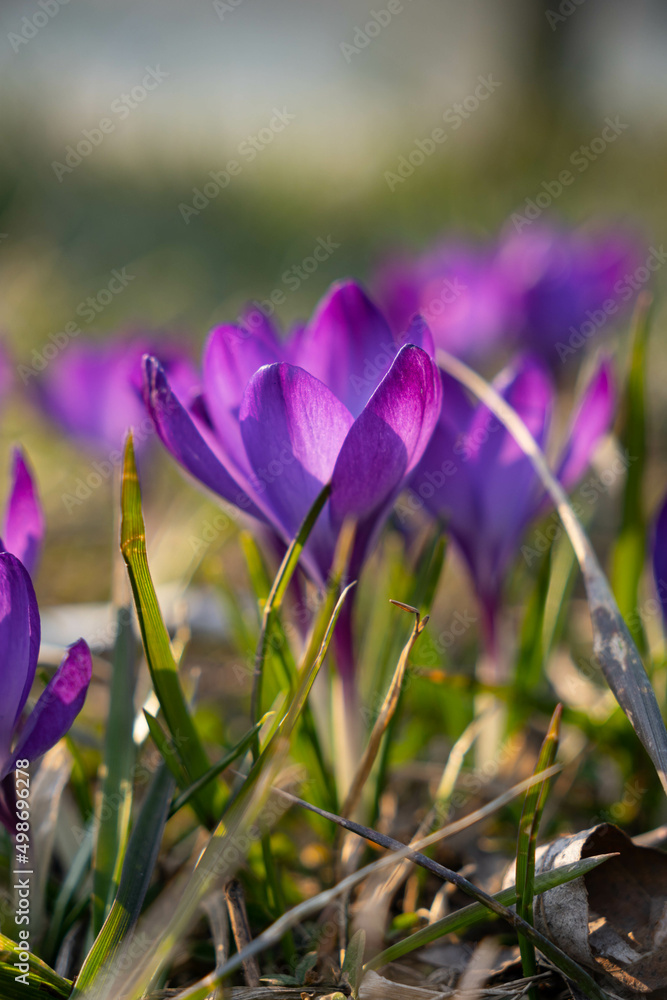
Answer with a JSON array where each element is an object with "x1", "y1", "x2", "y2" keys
[{"x1": 1, "y1": 0, "x2": 666, "y2": 608}]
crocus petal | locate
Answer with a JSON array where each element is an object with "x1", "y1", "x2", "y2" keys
[
  {"x1": 0, "y1": 554, "x2": 40, "y2": 769},
  {"x1": 240, "y1": 363, "x2": 354, "y2": 574},
  {"x1": 399, "y1": 315, "x2": 435, "y2": 357},
  {"x1": 2, "y1": 448, "x2": 45, "y2": 577},
  {"x1": 653, "y1": 492, "x2": 667, "y2": 624},
  {"x1": 410, "y1": 370, "x2": 478, "y2": 527},
  {"x1": 469, "y1": 358, "x2": 552, "y2": 587},
  {"x1": 416, "y1": 358, "x2": 552, "y2": 616},
  {"x1": 498, "y1": 224, "x2": 641, "y2": 360},
  {"x1": 330, "y1": 344, "x2": 442, "y2": 572},
  {"x1": 202, "y1": 324, "x2": 282, "y2": 470},
  {"x1": 143, "y1": 356, "x2": 266, "y2": 522},
  {"x1": 291, "y1": 280, "x2": 397, "y2": 417},
  {"x1": 8, "y1": 639, "x2": 91, "y2": 771},
  {"x1": 556, "y1": 358, "x2": 615, "y2": 491}
]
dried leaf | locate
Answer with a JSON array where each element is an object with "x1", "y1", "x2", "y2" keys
[{"x1": 506, "y1": 823, "x2": 667, "y2": 998}]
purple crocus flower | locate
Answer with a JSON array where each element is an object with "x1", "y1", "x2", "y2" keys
[
  {"x1": 496, "y1": 224, "x2": 641, "y2": 363},
  {"x1": 143, "y1": 280, "x2": 442, "y2": 679},
  {"x1": 1, "y1": 448, "x2": 44, "y2": 577},
  {"x1": 652, "y1": 494, "x2": 667, "y2": 625},
  {"x1": 33, "y1": 336, "x2": 198, "y2": 455},
  {"x1": 409, "y1": 354, "x2": 614, "y2": 658},
  {"x1": 0, "y1": 552, "x2": 92, "y2": 833},
  {"x1": 374, "y1": 242, "x2": 512, "y2": 362},
  {"x1": 373, "y1": 222, "x2": 640, "y2": 365}
]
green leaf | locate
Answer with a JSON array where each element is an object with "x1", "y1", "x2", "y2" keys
[
  {"x1": 42, "y1": 821, "x2": 94, "y2": 965},
  {"x1": 168, "y1": 719, "x2": 264, "y2": 818},
  {"x1": 611, "y1": 293, "x2": 651, "y2": 654},
  {"x1": 0, "y1": 935, "x2": 71, "y2": 998},
  {"x1": 294, "y1": 950, "x2": 318, "y2": 982},
  {"x1": 91, "y1": 605, "x2": 137, "y2": 935},
  {"x1": 120, "y1": 434, "x2": 221, "y2": 825},
  {"x1": 342, "y1": 605, "x2": 429, "y2": 818},
  {"x1": 143, "y1": 710, "x2": 191, "y2": 789},
  {"x1": 365, "y1": 854, "x2": 611, "y2": 970},
  {"x1": 72, "y1": 763, "x2": 175, "y2": 996},
  {"x1": 515, "y1": 704, "x2": 561, "y2": 988},
  {"x1": 250, "y1": 481, "x2": 331, "y2": 738},
  {"x1": 342, "y1": 929, "x2": 366, "y2": 999},
  {"x1": 78, "y1": 582, "x2": 354, "y2": 1000}
]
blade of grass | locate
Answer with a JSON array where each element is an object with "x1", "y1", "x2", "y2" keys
[
  {"x1": 436, "y1": 347, "x2": 667, "y2": 796},
  {"x1": 91, "y1": 604, "x2": 137, "y2": 936},
  {"x1": 42, "y1": 820, "x2": 94, "y2": 965},
  {"x1": 0, "y1": 935, "x2": 72, "y2": 998},
  {"x1": 242, "y1": 514, "x2": 337, "y2": 811},
  {"x1": 120, "y1": 433, "x2": 221, "y2": 825},
  {"x1": 611, "y1": 292, "x2": 651, "y2": 655},
  {"x1": 250, "y1": 482, "x2": 331, "y2": 740},
  {"x1": 245, "y1": 484, "x2": 337, "y2": 958},
  {"x1": 341, "y1": 603, "x2": 429, "y2": 818},
  {"x1": 72, "y1": 763, "x2": 175, "y2": 996},
  {"x1": 175, "y1": 767, "x2": 608, "y2": 1000},
  {"x1": 514, "y1": 545, "x2": 553, "y2": 712},
  {"x1": 144, "y1": 709, "x2": 192, "y2": 788},
  {"x1": 371, "y1": 529, "x2": 447, "y2": 823},
  {"x1": 169, "y1": 720, "x2": 264, "y2": 818},
  {"x1": 367, "y1": 854, "x2": 611, "y2": 969},
  {"x1": 65, "y1": 732, "x2": 94, "y2": 822},
  {"x1": 371, "y1": 710, "x2": 489, "y2": 908},
  {"x1": 515, "y1": 704, "x2": 562, "y2": 991},
  {"x1": 79, "y1": 574, "x2": 355, "y2": 1000}
]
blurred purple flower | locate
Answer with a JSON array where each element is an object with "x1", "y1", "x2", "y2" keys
[
  {"x1": 373, "y1": 222, "x2": 640, "y2": 364},
  {"x1": 33, "y1": 336, "x2": 198, "y2": 455},
  {"x1": 0, "y1": 552, "x2": 91, "y2": 833},
  {"x1": 374, "y1": 242, "x2": 512, "y2": 362},
  {"x1": 143, "y1": 280, "x2": 442, "y2": 679},
  {"x1": 496, "y1": 224, "x2": 641, "y2": 362},
  {"x1": 0, "y1": 448, "x2": 44, "y2": 577},
  {"x1": 0, "y1": 341, "x2": 12, "y2": 399},
  {"x1": 410, "y1": 354, "x2": 614, "y2": 653},
  {"x1": 652, "y1": 493, "x2": 667, "y2": 626}
]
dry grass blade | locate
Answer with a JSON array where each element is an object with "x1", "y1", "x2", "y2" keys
[
  {"x1": 365, "y1": 710, "x2": 488, "y2": 910},
  {"x1": 436, "y1": 347, "x2": 667, "y2": 796},
  {"x1": 173, "y1": 765, "x2": 607, "y2": 1000},
  {"x1": 341, "y1": 603, "x2": 428, "y2": 818},
  {"x1": 225, "y1": 879, "x2": 260, "y2": 987},
  {"x1": 515, "y1": 705, "x2": 562, "y2": 991}
]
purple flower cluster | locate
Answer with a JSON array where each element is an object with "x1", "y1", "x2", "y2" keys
[
  {"x1": 411, "y1": 355, "x2": 614, "y2": 649},
  {"x1": 139, "y1": 277, "x2": 615, "y2": 676},
  {"x1": 0, "y1": 219, "x2": 639, "y2": 780},
  {"x1": 374, "y1": 223, "x2": 640, "y2": 364},
  {"x1": 0, "y1": 451, "x2": 91, "y2": 832}
]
